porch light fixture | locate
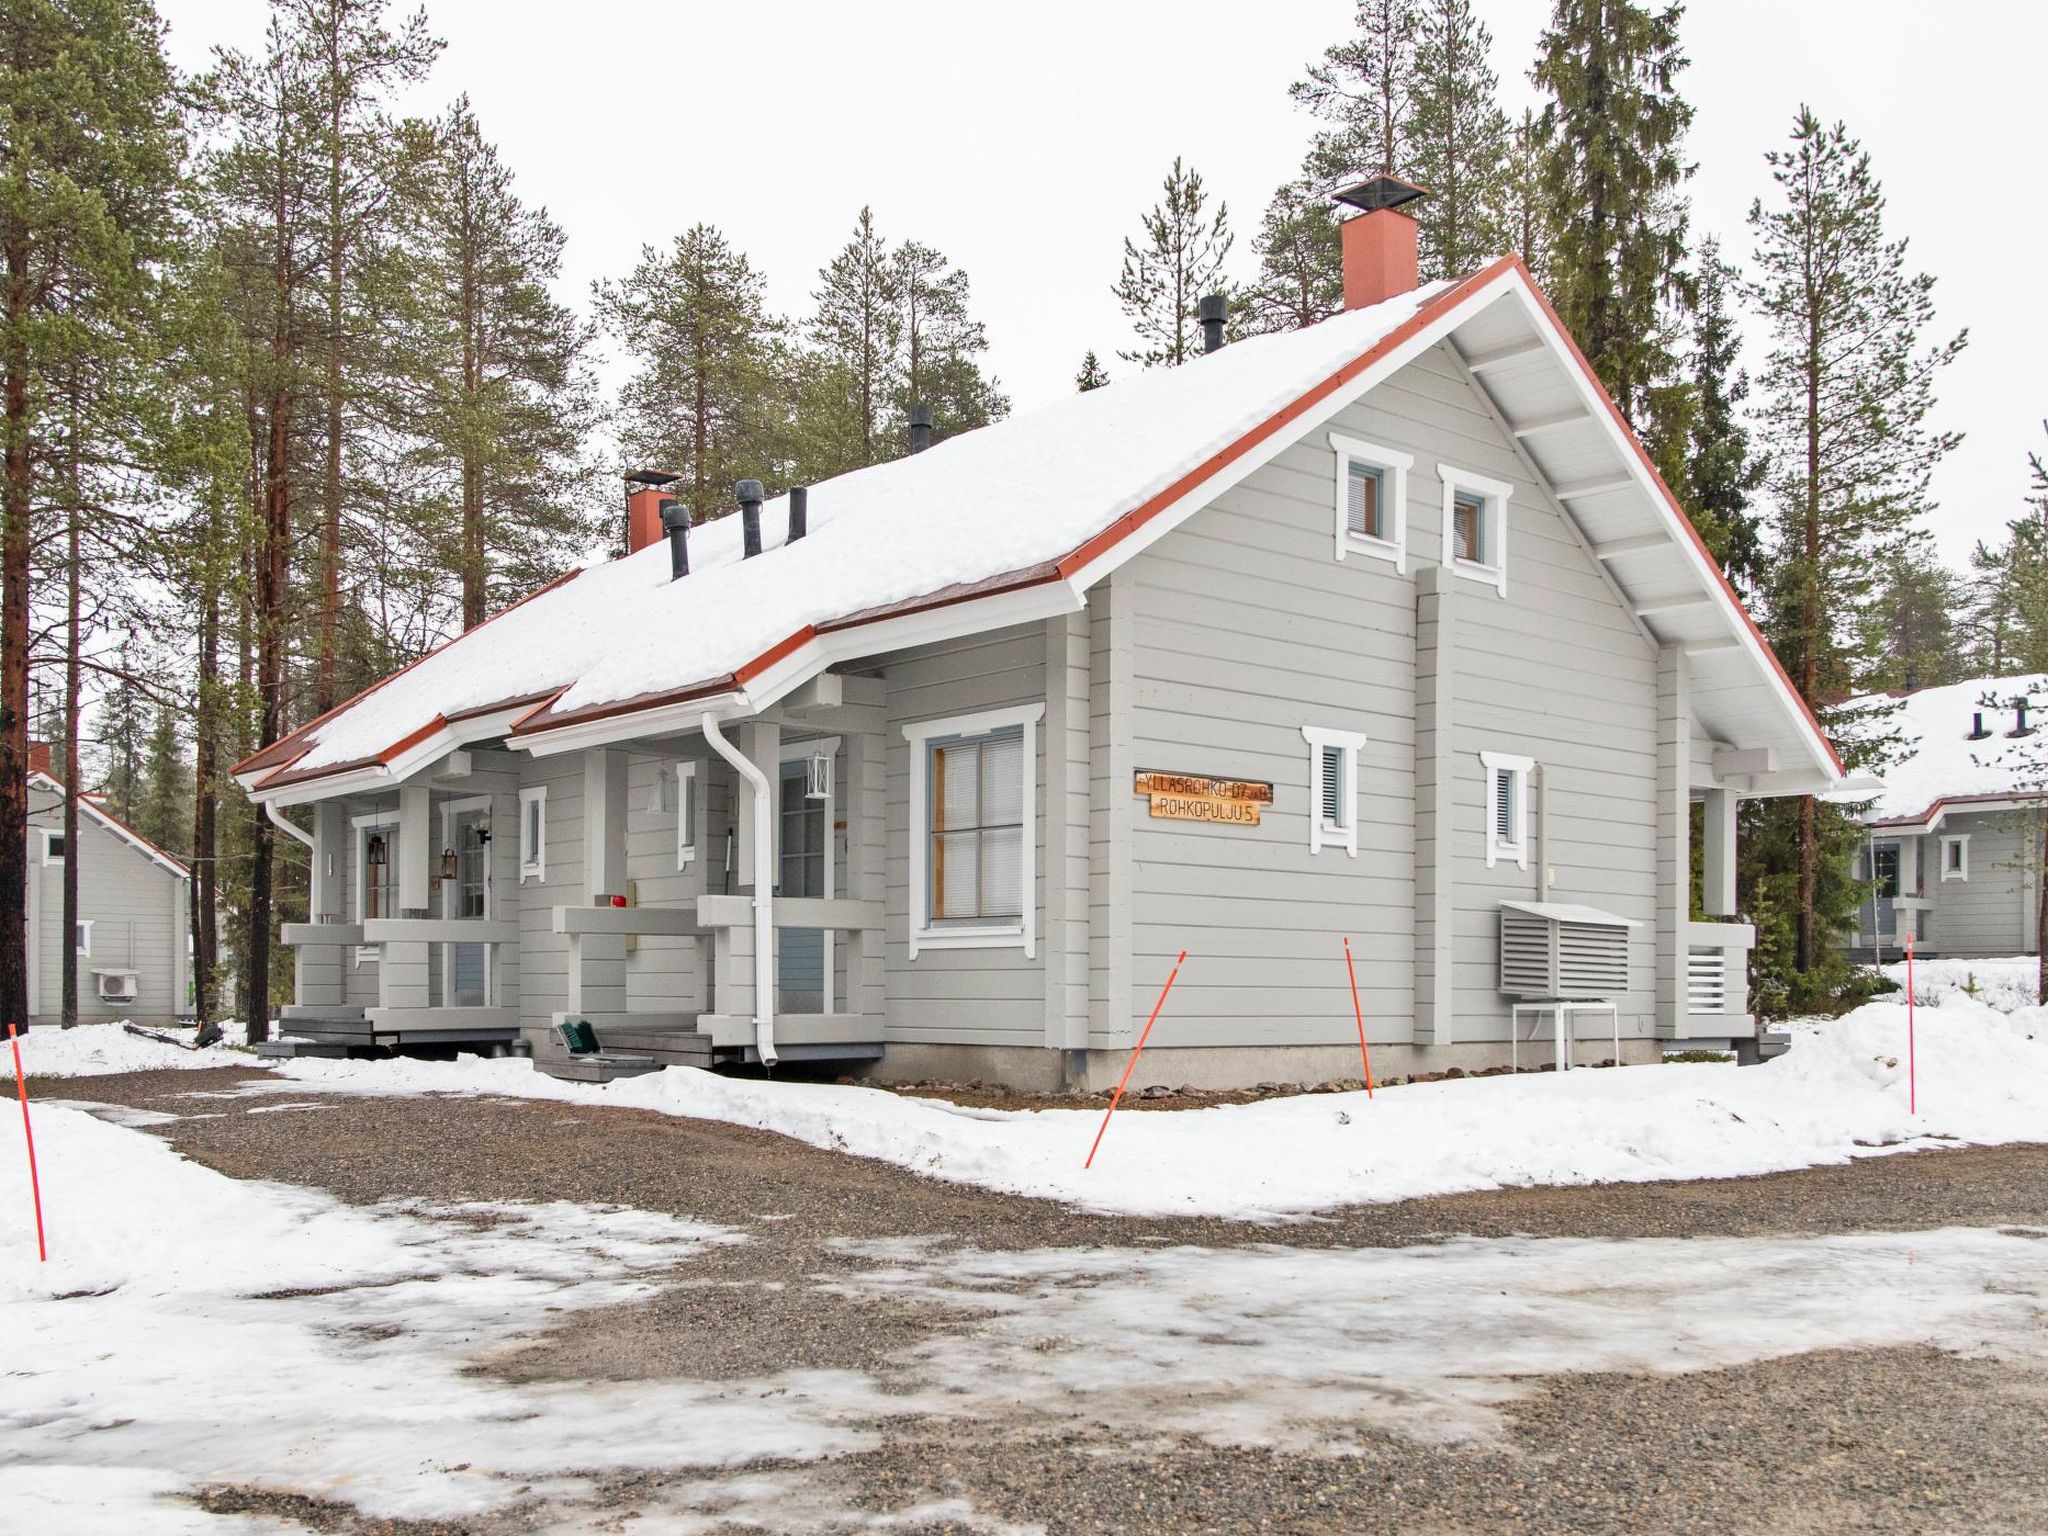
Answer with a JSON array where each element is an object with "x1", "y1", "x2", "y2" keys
[
  {"x1": 805, "y1": 748, "x2": 832, "y2": 801},
  {"x1": 365, "y1": 833, "x2": 388, "y2": 882},
  {"x1": 437, "y1": 847, "x2": 459, "y2": 883}
]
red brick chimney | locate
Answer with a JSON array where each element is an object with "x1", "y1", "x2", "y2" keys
[
  {"x1": 26, "y1": 741, "x2": 51, "y2": 779},
  {"x1": 1333, "y1": 175, "x2": 1427, "y2": 311},
  {"x1": 624, "y1": 471, "x2": 681, "y2": 554}
]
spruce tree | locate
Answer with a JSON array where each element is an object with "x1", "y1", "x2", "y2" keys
[
  {"x1": 0, "y1": 0, "x2": 183, "y2": 1031},
  {"x1": 1748, "y1": 106, "x2": 1964, "y2": 977},
  {"x1": 94, "y1": 655, "x2": 147, "y2": 825},
  {"x1": 595, "y1": 224, "x2": 788, "y2": 527},
  {"x1": 1867, "y1": 555, "x2": 1963, "y2": 693},
  {"x1": 395, "y1": 95, "x2": 597, "y2": 630},
  {"x1": 1292, "y1": 0, "x2": 1418, "y2": 184},
  {"x1": 1235, "y1": 180, "x2": 1343, "y2": 336},
  {"x1": 1112, "y1": 158, "x2": 1233, "y2": 368},
  {"x1": 1531, "y1": 0, "x2": 1693, "y2": 441},
  {"x1": 137, "y1": 703, "x2": 192, "y2": 857},
  {"x1": 1683, "y1": 238, "x2": 1763, "y2": 589},
  {"x1": 1405, "y1": 0, "x2": 1510, "y2": 279},
  {"x1": 1074, "y1": 351, "x2": 1109, "y2": 392},
  {"x1": 1503, "y1": 108, "x2": 1547, "y2": 281}
]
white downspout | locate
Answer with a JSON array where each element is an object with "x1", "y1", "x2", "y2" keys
[
  {"x1": 265, "y1": 801, "x2": 316, "y2": 851},
  {"x1": 702, "y1": 713, "x2": 777, "y2": 1067}
]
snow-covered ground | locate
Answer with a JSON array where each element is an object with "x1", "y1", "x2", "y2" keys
[
  {"x1": 239, "y1": 995, "x2": 2047, "y2": 1220},
  {"x1": 12, "y1": 1021, "x2": 251, "y2": 1077},
  {"x1": 1878, "y1": 953, "x2": 2040, "y2": 1013},
  {"x1": 5, "y1": 1095, "x2": 2045, "y2": 1530}
]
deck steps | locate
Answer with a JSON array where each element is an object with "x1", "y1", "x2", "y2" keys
[
  {"x1": 256, "y1": 1038, "x2": 356, "y2": 1059},
  {"x1": 534, "y1": 1052, "x2": 661, "y2": 1084}
]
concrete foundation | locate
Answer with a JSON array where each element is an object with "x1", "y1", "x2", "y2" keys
[{"x1": 860, "y1": 1036, "x2": 1663, "y2": 1093}]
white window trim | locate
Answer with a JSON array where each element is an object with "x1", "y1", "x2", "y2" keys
[
  {"x1": 1329, "y1": 433, "x2": 1412, "y2": 572},
  {"x1": 75, "y1": 918, "x2": 92, "y2": 957},
  {"x1": 39, "y1": 828, "x2": 65, "y2": 864},
  {"x1": 1301, "y1": 725, "x2": 1369, "y2": 857},
  {"x1": 1437, "y1": 464, "x2": 1513, "y2": 596},
  {"x1": 902, "y1": 703, "x2": 1042, "y2": 959},
  {"x1": 1940, "y1": 833, "x2": 1970, "y2": 882},
  {"x1": 518, "y1": 785, "x2": 547, "y2": 883},
  {"x1": 350, "y1": 810, "x2": 400, "y2": 965},
  {"x1": 675, "y1": 760, "x2": 700, "y2": 869},
  {"x1": 1481, "y1": 750, "x2": 1535, "y2": 870}
]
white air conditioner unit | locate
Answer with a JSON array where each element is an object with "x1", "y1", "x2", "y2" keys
[
  {"x1": 1498, "y1": 902, "x2": 1637, "y2": 1001},
  {"x1": 94, "y1": 969, "x2": 140, "y2": 1005}
]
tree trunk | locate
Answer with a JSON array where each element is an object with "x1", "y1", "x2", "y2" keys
[
  {"x1": 61, "y1": 443, "x2": 80, "y2": 1028},
  {"x1": 2037, "y1": 812, "x2": 2047, "y2": 1007},
  {"x1": 192, "y1": 505, "x2": 221, "y2": 1033},
  {"x1": 317, "y1": 19, "x2": 344, "y2": 714},
  {"x1": 460, "y1": 221, "x2": 483, "y2": 629},
  {"x1": 0, "y1": 230, "x2": 33, "y2": 1035}
]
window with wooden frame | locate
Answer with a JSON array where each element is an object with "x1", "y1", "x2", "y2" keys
[
  {"x1": 675, "y1": 760, "x2": 700, "y2": 869},
  {"x1": 39, "y1": 829, "x2": 65, "y2": 864},
  {"x1": 1437, "y1": 464, "x2": 1513, "y2": 595},
  {"x1": 903, "y1": 704, "x2": 1041, "y2": 958},
  {"x1": 1480, "y1": 750, "x2": 1534, "y2": 869},
  {"x1": 1302, "y1": 725, "x2": 1368, "y2": 857},
  {"x1": 518, "y1": 786, "x2": 547, "y2": 882},
  {"x1": 1940, "y1": 833, "x2": 1969, "y2": 882},
  {"x1": 1329, "y1": 433, "x2": 1411, "y2": 570},
  {"x1": 75, "y1": 919, "x2": 92, "y2": 956}
]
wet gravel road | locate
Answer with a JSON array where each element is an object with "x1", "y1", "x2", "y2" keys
[{"x1": 41, "y1": 1064, "x2": 2048, "y2": 1535}]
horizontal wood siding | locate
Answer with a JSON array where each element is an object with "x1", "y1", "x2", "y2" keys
[
  {"x1": 28, "y1": 785, "x2": 186, "y2": 1022},
  {"x1": 883, "y1": 623, "x2": 1047, "y2": 1045},
  {"x1": 1924, "y1": 812, "x2": 2040, "y2": 957}
]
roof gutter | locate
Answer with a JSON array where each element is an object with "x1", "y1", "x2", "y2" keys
[
  {"x1": 700, "y1": 711, "x2": 777, "y2": 1069},
  {"x1": 265, "y1": 800, "x2": 316, "y2": 851}
]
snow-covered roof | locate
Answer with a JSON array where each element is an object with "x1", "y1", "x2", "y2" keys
[
  {"x1": 1849, "y1": 676, "x2": 2048, "y2": 826},
  {"x1": 236, "y1": 255, "x2": 1841, "y2": 800}
]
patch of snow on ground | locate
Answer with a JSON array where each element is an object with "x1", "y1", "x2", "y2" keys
[
  {"x1": 271, "y1": 995, "x2": 2048, "y2": 1220},
  {"x1": 1878, "y1": 954, "x2": 2041, "y2": 1013},
  {"x1": 13, "y1": 1021, "x2": 254, "y2": 1077},
  {"x1": 825, "y1": 1226, "x2": 2048, "y2": 1447},
  {"x1": 0, "y1": 1105, "x2": 903, "y2": 1527}
]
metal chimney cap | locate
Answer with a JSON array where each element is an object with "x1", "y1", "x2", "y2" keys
[
  {"x1": 659, "y1": 499, "x2": 689, "y2": 532},
  {"x1": 1331, "y1": 174, "x2": 1428, "y2": 213},
  {"x1": 1198, "y1": 293, "x2": 1227, "y2": 323},
  {"x1": 735, "y1": 479, "x2": 764, "y2": 503},
  {"x1": 624, "y1": 468, "x2": 682, "y2": 488},
  {"x1": 907, "y1": 402, "x2": 934, "y2": 428}
]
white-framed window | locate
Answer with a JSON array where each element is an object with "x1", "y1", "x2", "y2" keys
[
  {"x1": 1438, "y1": 464, "x2": 1513, "y2": 595},
  {"x1": 518, "y1": 785, "x2": 547, "y2": 882},
  {"x1": 1301, "y1": 725, "x2": 1368, "y2": 857},
  {"x1": 1481, "y1": 750, "x2": 1534, "y2": 869},
  {"x1": 675, "y1": 760, "x2": 700, "y2": 869},
  {"x1": 350, "y1": 811, "x2": 399, "y2": 963},
  {"x1": 903, "y1": 703, "x2": 1041, "y2": 959},
  {"x1": 75, "y1": 919, "x2": 92, "y2": 956},
  {"x1": 1329, "y1": 433, "x2": 1411, "y2": 571},
  {"x1": 1940, "y1": 833, "x2": 1969, "y2": 882},
  {"x1": 39, "y1": 829, "x2": 65, "y2": 864}
]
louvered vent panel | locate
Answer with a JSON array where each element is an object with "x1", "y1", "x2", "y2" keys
[{"x1": 1499, "y1": 904, "x2": 1632, "y2": 1000}]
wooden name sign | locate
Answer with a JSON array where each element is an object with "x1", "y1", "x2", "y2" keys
[{"x1": 1133, "y1": 769, "x2": 1274, "y2": 826}]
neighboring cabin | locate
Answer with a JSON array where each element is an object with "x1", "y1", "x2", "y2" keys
[
  {"x1": 25, "y1": 750, "x2": 192, "y2": 1027},
  {"x1": 1845, "y1": 677, "x2": 2045, "y2": 961},
  {"x1": 234, "y1": 177, "x2": 1843, "y2": 1089}
]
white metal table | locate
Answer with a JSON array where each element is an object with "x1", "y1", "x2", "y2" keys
[{"x1": 1510, "y1": 999, "x2": 1621, "y2": 1073}]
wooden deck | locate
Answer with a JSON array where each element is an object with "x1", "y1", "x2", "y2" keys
[{"x1": 269, "y1": 1012, "x2": 522, "y2": 1054}]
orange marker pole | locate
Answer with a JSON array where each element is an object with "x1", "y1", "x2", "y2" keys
[
  {"x1": 1342, "y1": 937, "x2": 1376, "y2": 1098},
  {"x1": 8, "y1": 1025, "x2": 46, "y2": 1263},
  {"x1": 1906, "y1": 934, "x2": 1917, "y2": 1117},
  {"x1": 1084, "y1": 951, "x2": 1187, "y2": 1170}
]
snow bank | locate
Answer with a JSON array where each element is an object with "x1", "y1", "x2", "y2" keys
[
  {"x1": 12, "y1": 1021, "x2": 253, "y2": 1078},
  {"x1": 272, "y1": 996, "x2": 2048, "y2": 1220},
  {"x1": 1878, "y1": 954, "x2": 2040, "y2": 1012}
]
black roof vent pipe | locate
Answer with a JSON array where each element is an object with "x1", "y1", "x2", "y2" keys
[
  {"x1": 659, "y1": 498, "x2": 690, "y2": 580},
  {"x1": 2010, "y1": 699, "x2": 2034, "y2": 738},
  {"x1": 1967, "y1": 710, "x2": 1989, "y2": 741},
  {"x1": 1199, "y1": 293, "x2": 1227, "y2": 353},
  {"x1": 908, "y1": 402, "x2": 934, "y2": 454},
  {"x1": 737, "y1": 479, "x2": 763, "y2": 557},
  {"x1": 787, "y1": 485, "x2": 809, "y2": 543}
]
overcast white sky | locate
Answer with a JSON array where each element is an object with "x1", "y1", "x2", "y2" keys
[{"x1": 156, "y1": 0, "x2": 2046, "y2": 569}]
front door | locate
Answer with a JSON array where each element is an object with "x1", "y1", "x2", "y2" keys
[
  {"x1": 1864, "y1": 841, "x2": 1900, "y2": 947},
  {"x1": 777, "y1": 758, "x2": 829, "y2": 1014},
  {"x1": 443, "y1": 803, "x2": 491, "y2": 1007}
]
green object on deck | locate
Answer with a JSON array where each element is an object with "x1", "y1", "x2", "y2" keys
[{"x1": 556, "y1": 1018, "x2": 601, "y2": 1056}]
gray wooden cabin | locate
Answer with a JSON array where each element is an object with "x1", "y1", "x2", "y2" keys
[
  {"x1": 1847, "y1": 678, "x2": 2044, "y2": 962},
  {"x1": 25, "y1": 767, "x2": 192, "y2": 1027},
  {"x1": 235, "y1": 181, "x2": 1841, "y2": 1088}
]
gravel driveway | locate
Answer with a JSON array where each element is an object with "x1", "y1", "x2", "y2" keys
[{"x1": 39, "y1": 1064, "x2": 2048, "y2": 1534}]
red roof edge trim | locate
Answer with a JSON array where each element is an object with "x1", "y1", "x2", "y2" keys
[
  {"x1": 1505, "y1": 258, "x2": 1844, "y2": 779},
  {"x1": 1871, "y1": 790, "x2": 2048, "y2": 829},
  {"x1": 29, "y1": 770, "x2": 190, "y2": 879},
  {"x1": 1054, "y1": 258, "x2": 1515, "y2": 582},
  {"x1": 230, "y1": 565, "x2": 586, "y2": 780}
]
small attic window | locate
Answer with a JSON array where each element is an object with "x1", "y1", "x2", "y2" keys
[
  {"x1": 1438, "y1": 465, "x2": 1512, "y2": 595},
  {"x1": 1328, "y1": 433, "x2": 1411, "y2": 571},
  {"x1": 1941, "y1": 834, "x2": 1969, "y2": 882}
]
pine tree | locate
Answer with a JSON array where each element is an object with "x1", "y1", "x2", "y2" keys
[
  {"x1": 595, "y1": 224, "x2": 788, "y2": 527},
  {"x1": 1866, "y1": 555, "x2": 1963, "y2": 693},
  {"x1": 1962, "y1": 433, "x2": 2048, "y2": 673},
  {"x1": 809, "y1": 207, "x2": 901, "y2": 467},
  {"x1": 1235, "y1": 180, "x2": 1343, "y2": 336},
  {"x1": 1531, "y1": 0, "x2": 1694, "y2": 439},
  {"x1": 1503, "y1": 108, "x2": 1547, "y2": 281},
  {"x1": 94, "y1": 653, "x2": 147, "y2": 824},
  {"x1": 1404, "y1": 0, "x2": 1510, "y2": 279},
  {"x1": 1074, "y1": 351, "x2": 1109, "y2": 392},
  {"x1": 1113, "y1": 158, "x2": 1233, "y2": 368},
  {"x1": 892, "y1": 238, "x2": 1006, "y2": 444},
  {"x1": 1292, "y1": 0, "x2": 1418, "y2": 184},
  {"x1": 0, "y1": 0, "x2": 183, "y2": 1032},
  {"x1": 395, "y1": 95, "x2": 597, "y2": 630},
  {"x1": 1748, "y1": 106, "x2": 1965, "y2": 977},
  {"x1": 137, "y1": 703, "x2": 192, "y2": 857},
  {"x1": 1683, "y1": 238, "x2": 1763, "y2": 589}
]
